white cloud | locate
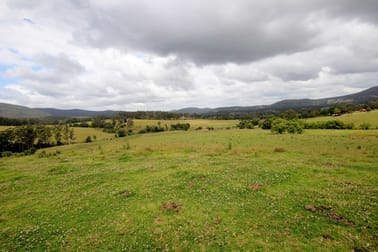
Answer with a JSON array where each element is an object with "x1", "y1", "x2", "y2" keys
[{"x1": 0, "y1": 0, "x2": 377, "y2": 110}]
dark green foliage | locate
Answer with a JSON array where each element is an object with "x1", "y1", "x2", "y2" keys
[
  {"x1": 367, "y1": 100, "x2": 378, "y2": 109},
  {"x1": 237, "y1": 119, "x2": 258, "y2": 129},
  {"x1": 0, "y1": 124, "x2": 74, "y2": 156},
  {"x1": 259, "y1": 117, "x2": 275, "y2": 129},
  {"x1": 271, "y1": 119, "x2": 303, "y2": 134},
  {"x1": 85, "y1": 136, "x2": 92, "y2": 143},
  {"x1": 359, "y1": 123, "x2": 371, "y2": 130},
  {"x1": 139, "y1": 124, "x2": 166, "y2": 134},
  {"x1": 0, "y1": 151, "x2": 12, "y2": 157},
  {"x1": 304, "y1": 120, "x2": 354, "y2": 129},
  {"x1": 170, "y1": 123, "x2": 190, "y2": 131},
  {"x1": 117, "y1": 129, "x2": 127, "y2": 137}
]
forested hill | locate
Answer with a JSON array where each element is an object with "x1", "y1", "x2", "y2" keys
[
  {"x1": 0, "y1": 103, "x2": 49, "y2": 118},
  {"x1": 0, "y1": 86, "x2": 377, "y2": 118},
  {"x1": 35, "y1": 108, "x2": 119, "y2": 118},
  {"x1": 175, "y1": 86, "x2": 378, "y2": 114}
]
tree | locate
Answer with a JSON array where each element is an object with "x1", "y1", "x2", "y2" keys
[
  {"x1": 271, "y1": 119, "x2": 303, "y2": 134},
  {"x1": 36, "y1": 125, "x2": 52, "y2": 148},
  {"x1": 53, "y1": 125, "x2": 63, "y2": 145}
]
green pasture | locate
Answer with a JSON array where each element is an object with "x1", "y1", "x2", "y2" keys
[
  {"x1": 0, "y1": 128, "x2": 377, "y2": 251},
  {"x1": 302, "y1": 110, "x2": 378, "y2": 128},
  {"x1": 132, "y1": 119, "x2": 239, "y2": 131}
]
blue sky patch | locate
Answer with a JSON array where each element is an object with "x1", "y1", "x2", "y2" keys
[
  {"x1": 23, "y1": 18, "x2": 34, "y2": 24},
  {"x1": 0, "y1": 64, "x2": 18, "y2": 86}
]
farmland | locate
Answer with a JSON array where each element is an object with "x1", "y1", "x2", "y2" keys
[
  {"x1": 302, "y1": 110, "x2": 378, "y2": 129},
  {"x1": 1, "y1": 121, "x2": 377, "y2": 251}
]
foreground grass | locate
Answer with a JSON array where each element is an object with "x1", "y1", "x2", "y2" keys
[{"x1": 0, "y1": 129, "x2": 377, "y2": 251}]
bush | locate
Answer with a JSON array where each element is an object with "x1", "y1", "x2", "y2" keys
[
  {"x1": 139, "y1": 124, "x2": 166, "y2": 134},
  {"x1": 85, "y1": 136, "x2": 92, "y2": 143},
  {"x1": 259, "y1": 118, "x2": 275, "y2": 129},
  {"x1": 237, "y1": 120, "x2": 256, "y2": 129},
  {"x1": 359, "y1": 123, "x2": 371, "y2": 130},
  {"x1": 117, "y1": 129, "x2": 127, "y2": 137},
  {"x1": 304, "y1": 120, "x2": 354, "y2": 130},
  {"x1": 170, "y1": 123, "x2": 190, "y2": 131},
  {"x1": 1, "y1": 151, "x2": 12, "y2": 157},
  {"x1": 271, "y1": 119, "x2": 303, "y2": 134}
]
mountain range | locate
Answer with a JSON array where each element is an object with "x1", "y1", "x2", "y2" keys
[{"x1": 0, "y1": 86, "x2": 377, "y2": 118}]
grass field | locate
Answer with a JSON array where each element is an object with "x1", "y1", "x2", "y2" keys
[
  {"x1": 1, "y1": 127, "x2": 377, "y2": 251},
  {"x1": 132, "y1": 119, "x2": 239, "y2": 131},
  {"x1": 303, "y1": 110, "x2": 378, "y2": 128}
]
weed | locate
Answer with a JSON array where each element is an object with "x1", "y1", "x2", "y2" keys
[
  {"x1": 273, "y1": 147, "x2": 286, "y2": 152},
  {"x1": 227, "y1": 142, "x2": 232, "y2": 150}
]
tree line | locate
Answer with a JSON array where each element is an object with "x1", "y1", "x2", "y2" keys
[{"x1": 0, "y1": 124, "x2": 74, "y2": 157}]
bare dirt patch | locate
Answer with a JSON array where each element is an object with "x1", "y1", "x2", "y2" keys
[
  {"x1": 304, "y1": 205, "x2": 354, "y2": 226},
  {"x1": 161, "y1": 201, "x2": 182, "y2": 213},
  {"x1": 326, "y1": 212, "x2": 354, "y2": 226},
  {"x1": 248, "y1": 183, "x2": 262, "y2": 191}
]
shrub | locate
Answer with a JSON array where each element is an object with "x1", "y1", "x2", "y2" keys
[
  {"x1": 304, "y1": 120, "x2": 354, "y2": 130},
  {"x1": 359, "y1": 123, "x2": 371, "y2": 130},
  {"x1": 237, "y1": 120, "x2": 257, "y2": 129},
  {"x1": 139, "y1": 124, "x2": 166, "y2": 134},
  {"x1": 259, "y1": 118, "x2": 275, "y2": 129},
  {"x1": 170, "y1": 123, "x2": 190, "y2": 131},
  {"x1": 85, "y1": 136, "x2": 92, "y2": 143},
  {"x1": 1, "y1": 151, "x2": 12, "y2": 157},
  {"x1": 271, "y1": 119, "x2": 303, "y2": 134},
  {"x1": 274, "y1": 147, "x2": 286, "y2": 152},
  {"x1": 117, "y1": 129, "x2": 127, "y2": 137}
]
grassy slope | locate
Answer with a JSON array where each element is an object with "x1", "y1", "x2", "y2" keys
[
  {"x1": 302, "y1": 110, "x2": 378, "y2": 128},
  {"x1": 133, "y1": 119, "x2": 239, "y2": 131},
  {"x1": 0, "y1": 129, "x2": 377, "y2": 251}
]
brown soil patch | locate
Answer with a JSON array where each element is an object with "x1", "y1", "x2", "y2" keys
[
  {"x1": 154, "y1": 215, "x2": 165, "y2": 224},
  {"x1": 248, "y1": 183, "x2": 262, "y2": 191},
  {"x1": 161, "y1": 201, "x2": 182, "y2": 212},
  {"x1": 322, "y1": 234, "x2": 334, "y2": 240},
  {"x1": 326, "y1": 212, "x2": 354, "y2": 226},
  {"x1": 304, "y1": 204, "x2": 354, "y2": 226}
]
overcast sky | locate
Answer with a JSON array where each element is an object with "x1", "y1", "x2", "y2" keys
[{"x1": 0, "y1": 0, "x2": 377, "y2": 111}]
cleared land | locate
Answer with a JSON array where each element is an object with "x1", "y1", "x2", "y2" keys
[
  {"x1": 302, "y1": 110, "x2": 378, "y2": 128},
  {"x1": 132, "y1": 119, "x2": 239, "y2": 131},
  {"x1": 0, "y1": 127, "x2": 377, "y2": 251}
]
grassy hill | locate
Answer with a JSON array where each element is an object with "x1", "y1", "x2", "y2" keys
[
  {"x1": 303, "y1": 110, "x2": 378, "y2": 129},
  {"x1": 0, "y1": 103, "x2": 48, "y2": 118},
  {"x1": 0, "y1": 128, "x2": 377, "y2": 251}
]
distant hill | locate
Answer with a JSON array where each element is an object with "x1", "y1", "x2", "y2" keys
[
  {"x1": 0, "y1": 104, "x2": 118, "y2": 118},
  {"x1": 175, "y1": 86, "x2": 378, "y2": 114},
  {"x1": 35, "y1": 108, "x2": 119, "y2": 117},
  {"x1": 270, "y1": 86, "x2": 378, "y2": 110},
  {"x1": 0, "y1": 103, "x2": 49, "y2": 118},
  {"x1": 1, "y1": 86, "x2": 377, "y2": 118},
  {"x1": 172, "y1": 107, "x2": 213, "y2": 114}
]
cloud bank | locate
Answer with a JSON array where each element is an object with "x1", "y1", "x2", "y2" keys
[{"x1": 0, "y1": 0, "x2": 377, "y2": 110}]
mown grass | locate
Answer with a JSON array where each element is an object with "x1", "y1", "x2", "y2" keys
[
  {"x1": 132, "y1": 119, "x2": 238, "y2": 131},
  {"x1": 303, "y1": 110, "x2": 378, "y2": 128},
  {"x1": 0, "y1": 129, "x2": 377, "y2": 251},
  {"x1": 73, "y1": 127, "x2": 115, "y2": 142}
]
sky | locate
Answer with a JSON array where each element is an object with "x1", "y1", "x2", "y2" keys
[{"x1": 0, "y1": 0, "x2": 377, "y2": 111}]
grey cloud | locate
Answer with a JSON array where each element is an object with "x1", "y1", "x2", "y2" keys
[
  {"x1": 2, "y1": 0, "x2": 378, "y2": 110},
  {"x1": 73, "y1": 0, "x2": 315, "y2": 64},
  {"x1": 35, "y1": 53, "x2": 85, "y2": 76},
  {"x1": 71, "y1": 0, "x2": 378, "y2": 65}
]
